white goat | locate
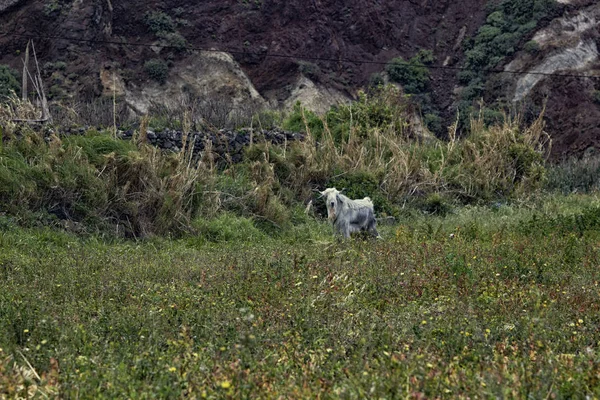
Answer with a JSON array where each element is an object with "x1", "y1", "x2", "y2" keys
[{"x1": 320, "y1": 188, "x2": 380, "y2": 238}]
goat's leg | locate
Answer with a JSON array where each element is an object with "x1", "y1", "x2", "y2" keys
[
  {"x1": 368, "y1": 219, "x2": 381, "y2": 238},
  {"x1": 342, "y1": 221, "x2": 351, "y2": 238}
]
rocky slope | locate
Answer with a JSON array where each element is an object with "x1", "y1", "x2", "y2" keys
[
  {"x1": 0, "y1": 0, "x2": 599, "y2": 159},
  {"x1": 503, "y1": 0, "x2": 600, "y2": 159},
  {"x1": 0, "y1": 0, "x2": 488, "y2": 108}
]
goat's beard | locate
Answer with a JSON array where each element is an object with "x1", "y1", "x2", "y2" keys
[{"x1": 327, "y1": 207, "x2": 336, "y2": 221}]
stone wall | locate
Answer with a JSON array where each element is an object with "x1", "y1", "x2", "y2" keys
[{"x1": 118, "y1": 127, "x2": 304, "y2": 164}]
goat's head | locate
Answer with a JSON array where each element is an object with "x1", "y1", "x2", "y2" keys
[{"x1": 320, "y1": 188, "x2": 343, "y2": 221}]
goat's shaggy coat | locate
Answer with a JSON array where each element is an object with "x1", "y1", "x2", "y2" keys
[{"x1": 320, "y1": 188, "x2": 380, "y2": 238}]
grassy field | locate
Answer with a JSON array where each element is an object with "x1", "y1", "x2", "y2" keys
[
  {"x1": 2, "y1": 193, "x2": 600, "y2": 398},
  {"x1": 1, "y1": 86, "x2": 598, "y2": 398}
]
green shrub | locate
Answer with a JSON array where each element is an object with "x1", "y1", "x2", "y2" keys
[
  {"x1": 48, "y1": 85, "x2": 66, "y2": 100},
  {"x1": 368, "y1": 72, "x2": 385, "y2": 88},
  {"x1": 420, "y1": 193, "x2": 452, "y2": 216},
  {"x1": 42, "y1": 0, "x2": 62, "y2": 16},
  {"x1": 518, "y1": 207, "x2": 600, "y2": 238},
  {"x1": 282, "y1": 102, "x2": 324, "y2": 137},
  {"x1": 385, "y1": 52, "x2": 438, "y2": 133},
  {"x1": 54, "y1": 61, "x2": 67, "y2": 71},
  {"x1": 424, "y1": 112, "x2": 442, "y2": 135},
  {"x1": 0, "y1": 130, "x2": 208, "y2": 237},
  {"x1": 322, "y1": 85, "x2": 409, "y2": 142},
  {"x1": 486, "y1": 10, "x2": 506, "y2": 27},
  {"x1": 192, "y1": 213, "x2": 265, "y2": 242},
  {"x1": 244, "y1": 143, "x2": 292, "y2": 182},
  {"x1": 461, "y1": 80, "x2": 485, "y2": 101},
  {"x1": 474, "y1": 25, "x2": 502, "y2": 45},
  {"x1": 413, "y1": 49, "x2": 435, "y2": 65},
  {"x1": 157, "y1": 31, "x2": 188, "y2": 51},
  {"x1": 144, "y1": 59, "x2": 169, "y2": 84},
  {"x1": 508, "y1": 142, "x2": 544, "y2": 182},
  {"x1": 458, "y1": 70, "x2": 477, "y2": 85},
  {"x1": 144, "y1": 11, "x2": 176, "y2": 35},
  {"x1": 0, "y1": 65, "x2": 20, "y2": 101},
  {"x1": 481, "y1": 107, "x2": 505, "y2": 126},
  {"x1": 523, "y1": 40, "x2": 540, "y2": 55},
  {"x1": 546, "y1": 156, "x2": 600, "y2": 194},
  {"x1": 386, "y1": 55, "x2": 430, "y2": 94}
]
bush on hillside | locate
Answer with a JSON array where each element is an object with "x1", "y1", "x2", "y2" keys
[
  {"x1": 281, "y1": 102, "x2": 324, "y2": 137},
  {"x1": 386, "y1": 54, "x2": 430, "y2": 94},
  {"x1": 460, "y1": 0, "x2": 562, "y2": 109},
  {"x1": 524, "y1": 40, "x2": 541, "y2": 55},
  {"x1": 157, "y1": 31, "x2": 189, "y2": 51},
  {"x1": 384, "y1": 51, "x2": 442, "y2": 135},
  {"x1": 144, "y1": 11, "x2": 176, "y2": 35},
  {"x1": 144, "y1": 59, "x2": 169, "y2": 84},
  {"x1": 0, "y1": 65, "x2": 20, "y2": 101}
]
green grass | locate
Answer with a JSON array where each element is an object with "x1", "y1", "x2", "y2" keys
[
  {"x1": 0, "y1": 88, "x2": 598, "y2": 397},
  {"x1": 2, "y1": 194, "x2": 600, "y2": 398}
]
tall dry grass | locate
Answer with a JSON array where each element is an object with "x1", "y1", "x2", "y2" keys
[
  {"x1": 276, "y1": 89, "x2": 550, "y2": 207},
  {"x1": 0, "y1": 86, "x2": 551, "y2": 234},
  {"x1": 0, "y1": 104, "x2": 214, "y2": 237}
]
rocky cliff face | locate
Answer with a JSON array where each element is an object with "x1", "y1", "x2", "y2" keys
[
  {"x1": 0, "y1": 0, "x2": 598, "y2": 158},
  {"x1": 502, "y1": 0, "x2": 600, "y2": 159},
  {"x1": 0, "y1": 0, "x2": 488, "y2": 109}
]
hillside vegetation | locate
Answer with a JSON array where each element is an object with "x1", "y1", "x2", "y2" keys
[{"x1": 0, "y1": 85, "x2": 550, "y2": 237}]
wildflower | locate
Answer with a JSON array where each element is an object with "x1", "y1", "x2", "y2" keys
[
  {"x1": 169, "y1": 367, "x2": 177, "y2": 373},
  {"x1": 220, "y1": 380, "x2": 231, "y2": 389}
]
